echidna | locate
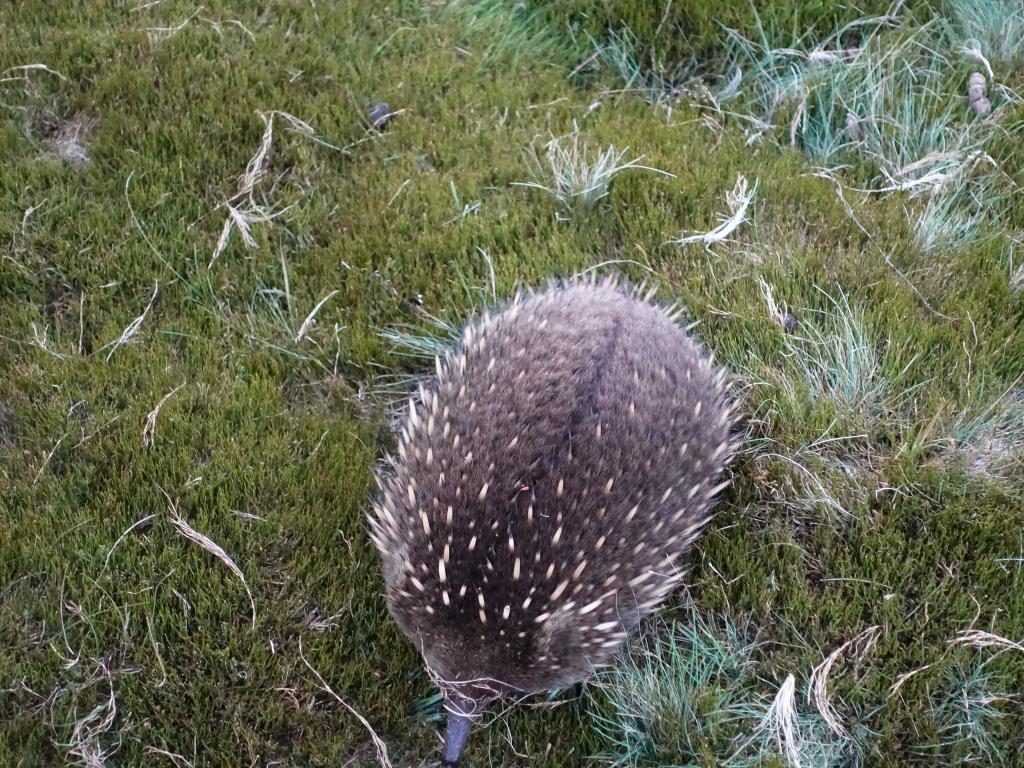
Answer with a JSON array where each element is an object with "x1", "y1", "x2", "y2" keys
[{"x1": 370, "y1": 276, "x2": 735, "y2": 766}]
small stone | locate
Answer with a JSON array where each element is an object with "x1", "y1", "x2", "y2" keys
[
  {"x1": 369, "y1": 101, "x2": 393, "y2": 129},
  {"x1": 782, "y1": 313, "x2": 800, "y2": 333}
]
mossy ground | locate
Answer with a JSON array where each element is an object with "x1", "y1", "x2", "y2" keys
[{"x1": 2, "y1": 1, "x2": 1022, "y2": 766}]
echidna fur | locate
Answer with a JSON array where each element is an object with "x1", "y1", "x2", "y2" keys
[{"x1": 369, "y1": 274, "x2": 737, "y2": 765}]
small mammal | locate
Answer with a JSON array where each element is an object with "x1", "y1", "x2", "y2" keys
[{"x1": 370, "y1": 276, "x2": 735, "y2": 766}]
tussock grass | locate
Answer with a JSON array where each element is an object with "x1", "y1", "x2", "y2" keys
[
  {"x1": 587, "y1": 613, "x2": 759, "y2": 766},
  {"x1": 588, "y1": 614, "x2": 871, "y2": 767},
  {"x1": 924, "y1": 660, "x2": 1015, "y2": 763},
  {"x1": 709, "y1": 7, "x2": 1016, "y2": 255},
  {"x1": 944, "y1": 385, "x2": 1024, "y2": 483},
  {"x1": 589, "y1": 28, "x2": 698, "y2": 105},
  {"x1": 949, "y1": 0, "x2": 1024, "y2": 72},
  {"x1": 746, "y1": 286, "x2": 918, "y2": 436},
  {"x1": 516, "y1": 129, "x2": 674, "y2": 215}
]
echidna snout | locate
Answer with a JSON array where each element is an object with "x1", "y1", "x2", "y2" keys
[{"x1": 370, "y1": 277, "x2": 736, "y2": 765}]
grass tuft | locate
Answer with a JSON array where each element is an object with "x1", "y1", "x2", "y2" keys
[
  {"x1": 945, "y1": 385, "x2": 1024, "y2": 483},
  {"x1": 587, "y1": 612, "x2": 759, "y2": 766},
  {"x1": 949, "y1": 0, "x2": 1024, "y2": 72},
  {"x1": 925, "y1": 660, "x2": 1015, "y2": 763},
  {"x1": 515, "y1": 129, "x2": 674, "y2": 215}
]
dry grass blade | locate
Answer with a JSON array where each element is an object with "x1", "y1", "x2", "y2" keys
[
  {"x1": 95, "y1": 282, "x2": 159, "y2": 362},
  {"x1": 143, "y1": 382, "x2": 185, "y2": 448},
  {"x1": 807, "y1": 625, "x2": 880, "y2": 737},
  {"x1": 298, "y1": 638, "x2": 393, "y2": 768},
  {"x1": 0, "y1": 62, "x2": 68, "y2": 82},
  {"x1": 65, "y1": 661, "x2": 119, "y2": 768},
  {"x1": 104, "y1": 514, "x2": 157, "y2": 570},
  {"x1": 208, "y1": 110, "x2": 335, "y2": 268},
  {"x1": 144, "y1": 8, "x2": 201, "y2": 45},
  {"x1": 758, "y1": 673, "x2": 802, "y2": 767},
  {"x1": 950, "y1": 629, "x2": 1024, "y2": 656},
  {"x1": 294, "y1": 290, "x2": 339, "y2": 342},
  {"x1": 33, "y1": 431, "x2": 69, "y2": 485},
  {"x1": 889, "y1": 663, "x2": 934, "y2": 698},
  {"x1": 165, "y1": 493, "x2": 256, "y2": 627},
  {"x1": 672, "y1": 174, "x2": 757, "y2": 247},
  {"x1": 143, "y1": 746, "x2": 195, "y2": 768}
]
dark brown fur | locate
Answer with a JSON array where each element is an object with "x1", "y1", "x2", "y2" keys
[{"x1": 370, "y1": 277, "x2": 735, "y2": 759}]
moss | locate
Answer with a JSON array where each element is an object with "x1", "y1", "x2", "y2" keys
[{"x1": 1, "y1": 0, "x2": 1022, "y2": 765}]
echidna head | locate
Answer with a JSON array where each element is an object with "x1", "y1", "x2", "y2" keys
[
  {"x1": 436, "y1": 681, "x2": 489, "y2": 768},
  {"x1": 422, "y1": 643, "x2": 518, "y2": 767}
]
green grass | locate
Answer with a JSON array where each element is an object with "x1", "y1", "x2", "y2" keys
[{"x1": 2, "y1": 1, "x2": 1023, "y2": 766}]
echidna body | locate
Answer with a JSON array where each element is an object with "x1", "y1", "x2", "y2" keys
[{"x1": 370, "y1": 278, "x2": 734, "y2": 766}]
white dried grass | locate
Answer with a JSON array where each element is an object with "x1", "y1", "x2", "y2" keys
[
  {"x1": 294, "y1": 290, "x2": 339, "y2": 343},
  {"x1": 143, "y1": 382, "x2": 185, "y2": 448},
  {"x1": 27, "y1": 321, "x2": 66, "y2": 359},
  {"x1": 144, "y1": 8, "x2": 201, "y2": 44},
  {"x1": 63, "y1": 662, "x2": 119, "y2": 768},
  {"x1": 756, "y1": 674, "x2": 803, "y2": 767},
  {"x1": 298, "y1": 638, "x2": 393, "y2": 768},
  {"x1": 165, "y1": 494, "x2": 256, "y2": 627},
  {"x1": 209, "y1": 110, "x2": 337, "y2": 269},
  {"x1": 94, "y1": 282, "x2": 159, "y2": 362},
  {"x1": 0, "y1": 63, "x2": 68, "y2": 83},
  {"x1": 757, "y1": 277, "x2": 790, "y2": 327},
  {"x1": 671, "y1": 174, "x2": 757, "y2": 247},
  {"x1": 1012, "y1": 265, "x2": 1024, "y2": 295},
  {"x1": 514, "y1": 128, "x2": 674, "y2": 214},
  {"x1": 807, "y1": 626, "x2": 881, "y2": 737},
  {"x1": 33, "y1": 431, "x2": 69, "y2": 485},
  {"x1": 103, "y1": 514, "x2": 157, "y2": 570},
  {"x1": 209, "y1": 199, "x2": 295, "y2": 269},
  {"x1": 889, "y1": 663, "x2": 934, "y2": 698},
  {"x1": 950, "y1": 629, "x2": 1024, "y2": 656},
  {"x1": 143, "y1": 746, "x2": 194, "y2": 768}
]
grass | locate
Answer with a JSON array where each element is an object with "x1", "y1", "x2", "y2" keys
[
  {"x1": 587, "y1": 612, "x2": 870, "y2": 767},
  {"x1": 949, "y1": 0, "x2": 1024, "y2": 72},
  {"x1": 1, "y1": 0, "x2": 1023, "y2": 766},
  {"x1": 925, "y1": 659, "x2": 1015, "y2": 763},
  {"x1": 516, "y1": 128, "x2": 675, "y2": 216}
]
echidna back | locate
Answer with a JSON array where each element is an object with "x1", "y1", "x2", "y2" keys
[{"x1": 372, "y1": 280, "x2": 733, "y2": 696}]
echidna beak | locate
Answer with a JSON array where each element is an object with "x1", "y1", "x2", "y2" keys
[{"x1": 440, "y1": 695, "x2": 479, "y2": 767}]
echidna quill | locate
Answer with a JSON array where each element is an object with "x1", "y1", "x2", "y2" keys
[{"x1": 370, "y1": 276, "x2": 735, "y2": 766}]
